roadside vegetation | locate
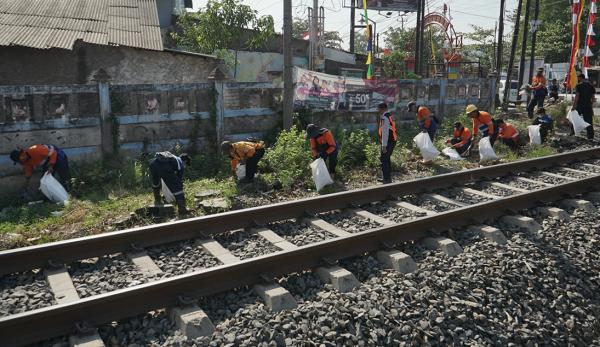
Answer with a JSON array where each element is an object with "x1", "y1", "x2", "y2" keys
[{"x1": 0, "y1": 101, "x2": 587, "y2": 250}]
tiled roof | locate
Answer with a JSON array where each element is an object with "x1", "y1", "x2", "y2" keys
[{"x1": 0, "y1": 0, "x2": 163, "y2": 51}]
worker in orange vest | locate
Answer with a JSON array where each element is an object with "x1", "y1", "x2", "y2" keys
[
  {"x1": 447, "y1": 122, "x2": 472, "y2": 156},
  {"x1": 378, "y1": 103, "x2": 397, "y2": 184},
  {"x1": 408, "y1": 101, "x2": 438, "y2": 141},
  {"x1": 466, "y1": 104, "x2": 497, "y2": 145},
  {"x1": 496, "y1": 119, "x2": 520, "y2": 150},
  {"x1": 306, "y1": 124, "x2": 338, "y2": 177},
  {"x1": 528, "y1": 67, "x2": 547, "y2": 119},
  {"x1": 10, "y1": 144, "x2": 70, "y2": 199},
  {"x1": 221, "y1": 139, "x2": 265, "y2": 183}
]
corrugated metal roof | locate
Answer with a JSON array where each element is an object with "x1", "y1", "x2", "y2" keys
[{"x1": 0, "y1": 0, "x2": 163, "y2": 51}]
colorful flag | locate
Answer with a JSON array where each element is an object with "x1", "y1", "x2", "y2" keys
[
  {"x1": 569, "y1": 0, "x2": 585, "y2": 88},
  {"x1": 584, "y1": 0, "x2": 597, "y2": 78},
  {"x1": 362, "y1": 0, "x2": 373, "y2": 79}
]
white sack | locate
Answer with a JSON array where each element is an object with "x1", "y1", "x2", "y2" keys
[
  {"x1": 442, "y1": 147, "x2": 465, "y2": 161},
  {"x1": 528, "y1": 125, "x2": 542, "y2": 145},
  {"x1": 567, "y1": 110, "x2": 591, "y2": 134},
  {"x1": 478, "y1": 137, "x2": 498, "y2": 161},
  {"x1": 236, "y1": 164, "x2": 246, "y2": 180},
  {"x1": 39, "y1": 172, "x2": 69, "y2": 205},
  {"x1": 161, "y1": 179, "x2": 175, "y2": 203},
  {"x1": 310, "y1": 158, "x2": 333, "y2": 191},
  {"x1": 413, "y1": 132, "x2": 440, "y2": 162}
]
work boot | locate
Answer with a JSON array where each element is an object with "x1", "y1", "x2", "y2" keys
[
  {"x1": 176, "y1": 198, "x2": 189, "y2": 217},
  {"x1": 153, "y1": 187, "x2": 162, "y2": 206}
]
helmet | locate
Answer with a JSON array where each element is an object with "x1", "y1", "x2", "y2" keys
[
  {"x1": 220, "y1": 141, "x2": 232, "y2": 153},
  {"x1": 465, "y1": 104, "x2": 478, "y2": 114}
]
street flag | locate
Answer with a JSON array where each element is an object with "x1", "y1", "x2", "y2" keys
[
  {"x1": 362, "y1": 0, "x2": 373, "y2": 79},
  {"x1": 584, "y1": 0, "x2": 597, "y2": 77},
  {"x1": 569, "y1": 0, "x2": 585, "y2": 88}
]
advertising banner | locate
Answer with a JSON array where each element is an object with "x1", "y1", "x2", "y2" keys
[{"x1": 294, "y1": 68, "x2": 398, "y2": 112}]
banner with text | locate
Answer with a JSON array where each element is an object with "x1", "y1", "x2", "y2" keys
[{"x1": 294, "y1": 68, "x2": 398, "y2": 112}]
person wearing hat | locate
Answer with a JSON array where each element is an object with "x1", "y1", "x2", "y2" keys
[
  {"x1": 571, "y1": 71, "x2": 596, "y2": 139},
  {"x1": 149, "y1": 151, "x2": 191, "y2": 215},
  {"x1": 378, "y1": 103, "x2": 397, "y2": 184},
  {"x1": 532, "y1": 107, "x2": 554, "y2": 143},
  {"x1": 466, "y1": 104, "x2": 497, "y2": 145},
  {"x1": 446, "y1": 122, "x2": 472, "y2": 156},
  {"x1": 221, "y1": 139, "x2": 265, "y2": 183},
  {"x1": 10, "y1": 144, "x2": 70, "y2": 198},
  {"x1": 407, "y1": 101, "x2": 438, "y2": 141},
  {"x1": 496, "y1": 119, "x2": 520, "y2": 151},
  {"x1": 306, "y1": 124, "x2": 338, "y2": 177},
  {"x1": 527, "y1": 67, "x2": 547, "y2": 118}
]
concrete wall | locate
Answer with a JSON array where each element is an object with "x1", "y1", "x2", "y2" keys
[{"x1": 0, "y1": 43, "x2": 220, "y2": 85}]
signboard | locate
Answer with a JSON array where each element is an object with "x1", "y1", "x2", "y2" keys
[
  {"x1": 294, "y1": 68, "x2": 398, "y2": 112},
  {"x1": 344, "y1": 0, "x2": 418, "y2": 12}
]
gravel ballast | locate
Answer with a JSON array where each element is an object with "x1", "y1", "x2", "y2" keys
[
  {"x1": 69, "y1": 254, "x2": 147, "y2": 298},
  {"x1": 440, "y1": 189, "x2": 492, "y2": 204},
  {"x1": 467, "y1": 183, "x2": 515, "y2": 197},
  {"x1": 269, "y1": 219, "x2": 334, "y2": 247},
  {"x1": 404, "y1": 194, "x2": 454, "y2": 212},
  {"x1": 0, "y1": 270, "x2": 56, "y2": 316},
  {"x1": 362, "y1": 201, "x2": 423, "y2": 223},
  {"x1": 318, "y1": 210, "x2": 382, "y2": 233},
  {"x1": 147, "y1": 240, "x2": 221, "y2": 277},
  {"x1": 214, "y1": 230, "x2": 280, "y2": 260}
]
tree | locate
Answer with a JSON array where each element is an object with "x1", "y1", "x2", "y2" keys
[
  {"x1": 172, "y1": 0, "x2": 275, "y2": 54},
  {"x1": 354, "y1": 31, "x2": 369, "y2": 54},
  {"x1": 462, "y1": 25, "x2": 497, "y2": 70},
  {"x1": 292, "y1": 17, "x2": 344, "y2": 50}
]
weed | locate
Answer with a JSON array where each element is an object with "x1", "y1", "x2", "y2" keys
[
  {"x1": 338, "y1": 130, "x2": 373, "y2": 169},
  {"x1": 264, "y1": 126, "x2": 312, "y2": 189}
]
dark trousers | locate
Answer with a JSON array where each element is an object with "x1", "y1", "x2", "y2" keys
[
  {"x1": 245, "y1": 148, "x2": 264, "y2": 180},
  {"x1": 451, "y1": 139, "x2": 472, "y2": 155},
  {"x1": 320, "y1": 149, "x2": 338, "y2": 174},
  {"x1": 149, "y1": 159, "x2": 184, "y2": 198},
  {"x1": 489, "y1": 132, "x2": 498, "y2": 146},
  {"x1": 570, "y1": 109, "x2": 595, "y2": 139},
  {"x1": 44, "y1": 148, "x2": 70, "y2": 190},
  {"x1": 380, "y1": 141, "x2": 396, "y2": 181},
  {"x1": 501, "y1": 138, "x2": 518, "y2": 150},
  {"x1": 527, "y1": 95, "x2": 545, "y2": 118}
]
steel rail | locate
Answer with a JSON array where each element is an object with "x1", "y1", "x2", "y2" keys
[
  {"x1": 1, "y1": 173, "x2": 599, "y2": 347},
  {"x1": 0, "y1": 147, "x2": 598, "y2": 276}
]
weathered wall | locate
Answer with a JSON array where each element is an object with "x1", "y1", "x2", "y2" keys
[{"x1": 0, "y1": 43, "x2": 220, "y2": 85}]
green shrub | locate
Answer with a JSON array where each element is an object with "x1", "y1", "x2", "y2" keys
[
  {"x1": 364, "y1": 142, "x2": 381, "y2": 169},
  {"x1": 264, "y1": 126, "x2": 312, "y2": 188},
  {"x1": 338, "y1": 130, "x2": 373, "y2": 168}
]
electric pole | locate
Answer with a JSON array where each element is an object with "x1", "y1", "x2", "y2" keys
[
  {"x1": 419, "y1": 0, "x2": 426, "y2": 76},
  {"x1": 310, "y1": 0, "x2": 319, "y2": 70},
  {"x1": 528, "y1": 0, "x2": 540, "y2": 84},
  {"x1": 415, "y1": 0, "x2": 422, "y2": 74},
  {"x1": 350, "y1": 0, "x2": 355, "y2": 53},
  {"x1": 496, "y1": 0, "x2": 505, "y2": 75},
  {"x1": 283, "y1": 0, "x2": 293, "y2": 129},
  {"x1": 503, "y1": 0, "x2": 523, "y2": 109},
  {"x1": 517, "y1": 0, "x2": 531, "y2": 96}
]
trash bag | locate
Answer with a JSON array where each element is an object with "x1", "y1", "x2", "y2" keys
[
  {"x1": 567, "y1": 110, "x2": 591, "y2": 134},
  {"x1": 161, "y1": 179, "x2": 175, "y2": 203},
  {"x1": 413, "y1": 132, "x2": 440, "y2": 162},
  {"x1": 236, "y1": 164, "x2": 246, "y2": 180},
  {"x1": 310, "y1": 158, "x2": 333, "y2": 191},
  {"x1": 528, "y1": 125, "x2": 542, "y2": 145},
  {"x1": 39, "y1": 172, "x2": 69, "y2": 205},
  {"x1": 478, "y1": 137, "x2": 498, "y2": 162},
  {"x1": 442, "y1": 147, "x2": 465, "y2": 161}
]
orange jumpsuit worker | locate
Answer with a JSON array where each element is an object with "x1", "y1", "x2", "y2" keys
[
  {"x1": 447, "y1": 122, "x2": 472, "y2": 156},
  {"x1": 10, "y1": 144, "x2": 70, "y2": 198},
  {"x1": 466, "y1": 104, "x2": 497, "y2": 145},
  {"x1": 408, "y1": 101, "x2": 438, "y2": 141},
  {"x1": 496, "y1": 120, "x2": 520, "y2": 150},
  {"x1": 306, "y1": 124, "x2": 338, "y2": 176},
  {"x1": 221, "y1": 140, "x2": 265, "y2": 183}
]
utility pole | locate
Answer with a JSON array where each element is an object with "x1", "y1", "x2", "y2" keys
[
  {"x1": 496, "y1": 0, "x2": 505, "y2": 75},
  {"x1": 350, "y1": 0, "x2": 355, "y2": 53},
  {"x1": 492, "y1": 22, "x2": 497, "y2": 71},
  {"x1": 517, "y1": 0, "x2": 531, "y2": 97},
  {"x1": 415, "y1": 0, "x2": 422, "y2": 74},
  {"x1": 502, "y1": 0, "x2": 523, "y2": 109},
  {"x1": 309, "y1": 0, "x2": 319, "y2": 70},
  {"x1": 419, "y1": 0, "x2": 426, "y2": 75},
  {"x1": 528, "y1": 0, "x2": 540, "y2": 84},
  {"x1": 283, "y1": 0, "x2": 293, "y2": 129}
]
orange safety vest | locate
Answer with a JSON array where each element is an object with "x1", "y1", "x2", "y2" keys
[
  {"x1": 229, "y1": 141, "x2": 265, "y2": 170},
  {"x1": 22, "y1": 144, "x2": 58, "y2": 178},
  {"x1": 452, "y1": 127, "x2": 472, "y2": 148},
  {"x1": 309, "y1": 130, "x2": 337, "y2": 157},
  {"x1": 378, "y1": 112, "x2": 397, "y2": 142}
]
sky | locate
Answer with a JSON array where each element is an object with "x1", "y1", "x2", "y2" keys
[{"x1": 192, "y1": 0, "x2": 519, "y2": 49}]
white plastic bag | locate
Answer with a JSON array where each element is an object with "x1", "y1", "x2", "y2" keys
[
  {"x1": 413, "y1": 132, "x2": 440, "y2": 162},
  {"x1": 478, "y1": 137, "x2": 498, "y2": 161},
  {"x1": 39, "y1": 172, "x2": 69, "y2": 205},
  {"x1": 442, "y1": 147, "x2": 465, "y2": 161},
  {"x1": 310, "y1": 158, "x2": 333, "y2": 191},
  {"x1": 567, "y1": 110, "x2": 591, "y2": 134},
  {"x1": 528, "y1": 125, "x2": 542, "y2": 145},
  {"x1": 236, "y1": 164, "x2": 246, "y2": 180},
  {"x1": 161, "y1": 179, "x2": 175, "y2": 203}
]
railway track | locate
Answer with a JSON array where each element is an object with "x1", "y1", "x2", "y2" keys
[{"x1": 1, "y1": 147, "x2": 600, "y2": 346}]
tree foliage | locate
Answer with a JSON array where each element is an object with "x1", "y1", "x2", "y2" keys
[
  {"x1": 171, "y1": 0, "x2": 275, "y2": 54},
  {"x1": 353, "y1": 31, "x2": 369, "y2": 54},
  {"x1": 292, "y1": 17, "x2": 344, "y2": 50},
  {"x1": 462, "y1": 25, "x2": 497, "y2": 69}
]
